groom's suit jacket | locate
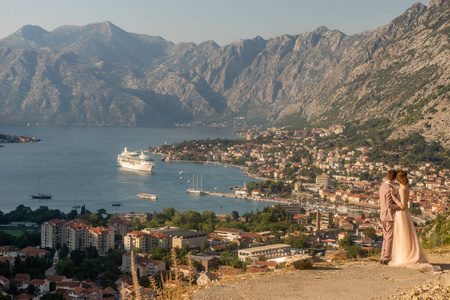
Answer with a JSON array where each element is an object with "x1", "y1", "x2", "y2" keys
[{"x1": 379, "y1": 182, "x2": 400, "y2": 222}]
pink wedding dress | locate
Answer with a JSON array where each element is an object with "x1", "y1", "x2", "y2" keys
[{"x1": 389, "y1": 187, "x2": 438, "y2": 272}]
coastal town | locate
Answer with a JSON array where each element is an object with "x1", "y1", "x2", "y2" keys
[{"x1": 152, "y1": 125, "x2": 450, "y2": 220}]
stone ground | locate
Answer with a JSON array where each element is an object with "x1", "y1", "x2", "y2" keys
[{"x1": 193, "y1": 252, "x2": 450, "y2": 300}]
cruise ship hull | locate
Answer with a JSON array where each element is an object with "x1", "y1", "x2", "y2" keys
[{"x1": 117, "y1": 160, "x2": 154, "y2": 172}]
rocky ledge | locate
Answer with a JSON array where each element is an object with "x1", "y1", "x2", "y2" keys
[{"x1": 193, "y1": 252, "x2": 450, "y2": 300}]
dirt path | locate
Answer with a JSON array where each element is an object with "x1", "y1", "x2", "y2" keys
[{"x1": 193, "y1": 253, "x2": 450, "y2": 300}]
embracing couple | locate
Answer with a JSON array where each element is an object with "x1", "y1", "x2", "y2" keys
[{"x1": 379, "y1": 169, "x2": 438, "y2": 272}]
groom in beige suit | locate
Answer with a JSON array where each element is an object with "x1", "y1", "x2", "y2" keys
[{"x1": 379, "y1": 169, "x2": 401, "y2": 264}]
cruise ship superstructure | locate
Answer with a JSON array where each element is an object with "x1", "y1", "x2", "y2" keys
[{"x1": 117, "y1": 147, "x2": 155, "y2": 172}]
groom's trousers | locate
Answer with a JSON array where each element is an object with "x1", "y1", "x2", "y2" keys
[{"x1": 380, "y1": 220, "x2": 395, "y2": 261}]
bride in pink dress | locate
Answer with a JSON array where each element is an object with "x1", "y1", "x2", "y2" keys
[{"x1": 389, "y1": 171, "x2": 438, "y2": 272}]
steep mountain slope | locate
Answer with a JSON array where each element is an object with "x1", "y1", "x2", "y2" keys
[{"x1": 0, "y1": 0, "x2": 448, "y2": 147}]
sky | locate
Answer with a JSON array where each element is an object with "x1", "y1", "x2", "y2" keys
[{"x1": 0, "y1": 0, "x2": 425, "y2": 46}]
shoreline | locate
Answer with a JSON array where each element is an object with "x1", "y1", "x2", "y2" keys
[
  {"x1": 152, "y1": 151, "x2": 378, "y2": 213},
  {"x1": 151, "y1": 152, "x2": 386, "y2": 216},
  {"x1": 152, "y1": 151, "x2": 270, "y2": 181}
]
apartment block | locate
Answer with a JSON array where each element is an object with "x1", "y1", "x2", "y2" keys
[
  {"x1": 41, "y1": 219, "x2": 65, "y2": 249},
  {"x1": 123, "y1": 230, "x2": 158, "y2": 253},
  {"x1": 63, "y1": 219, "x2": 92, "y2": 252},
  {"x1": 87, "y1": 227, "x2": 114, "y2": 256}
]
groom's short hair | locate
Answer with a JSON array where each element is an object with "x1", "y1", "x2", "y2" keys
[{"x1": 386, "y1": 169, "x2": 397, "y2": 181}]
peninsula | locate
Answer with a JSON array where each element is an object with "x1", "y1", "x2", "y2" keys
[{"x1": 0, "y1": 134, "x2": 40, "y2": 144}]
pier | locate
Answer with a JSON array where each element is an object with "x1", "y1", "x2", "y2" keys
[{"x1": 203, "y1": 191, "x2": 290, "y2": 204}]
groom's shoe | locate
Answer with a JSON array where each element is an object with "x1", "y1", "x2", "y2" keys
[{"x1": 379, "y1": 260, "x2": 389, "y2": 265}]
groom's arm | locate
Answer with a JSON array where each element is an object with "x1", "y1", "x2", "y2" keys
[{"x1": 387, "y1": 188, "x2": 401, "y2": 210}]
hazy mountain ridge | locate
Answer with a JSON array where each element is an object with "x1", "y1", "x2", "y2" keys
[{"x1": 0, "y1": 1, "x2": 449, "y2": 146}]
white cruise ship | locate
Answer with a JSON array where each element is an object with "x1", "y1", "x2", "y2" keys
[{"x1": 117, "y1": 147, "x2": 155, "y2": 172}]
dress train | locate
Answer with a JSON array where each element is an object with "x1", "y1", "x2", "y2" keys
[{"x1": 389, "y1": 209, "x2": 439, "y2": 272}]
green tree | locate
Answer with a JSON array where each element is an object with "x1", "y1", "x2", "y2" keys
[
  {"x1": 55, "y1": 259, "x2": 76, "y2": 278},
  {"x1": 85, "y1": 246, "x2": 99, "y2": 259},
  {"x1": 150, "y1": 247, "x2": 170, "y2": 260},
  {"x1": 219, "y1": 251, "x2": 238, "y2": 266},
  {"x1": 70, "y1": 250, "x2": 85, "y2": 265},
  {"x1": 347, "y1": 244, "x2": 365, "y2": 259},
  {"x1": 363, "y1": 227, "x2": 377, "y2": 240},
  {"x1": 226, "y1": 242, "x2": 238, "y2": 250},
  {"x1": 285, "y1": 234, "x2": 310, "y2": 249},
  {"x1": 78, "y1": 258, "x2": 103, "y2": 280},
  {"x1": 0, "y1": 231, "x2": 15, "y2": 246},
  {"x1": 59, "y1": 244, "x2": 69, "y2": 259},
  {"x1": 132, "y1": 247, "x2": 143, "y2": 254},
  {"x1": 257, "y1": 255, "x2": 266, "y2": 262},
  {"x1": 231, "y1": 211, "x2": 240, "y2": 221},
  {"x1": 25, "y1": 284, "x2": 36, "y2": 296},
  {"x1": 179, "y1": 245, "x2": 190, "y2": 257},
  {"x1": 340, "y1": 235, "x2": 354, "y2": 248},
  {"x1": 200, "y1": 241, "x2": 209, "y2": 252},
  {"x1": 410, "y1": 207, "x2": 422, "y2": 216}
]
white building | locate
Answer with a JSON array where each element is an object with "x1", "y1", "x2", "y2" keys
[{"x1": 238, "y1": 244, "x2": 291, "y2": 262}]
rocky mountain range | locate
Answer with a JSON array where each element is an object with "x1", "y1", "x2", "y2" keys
[{"x1": 0, "y1": 0, "x2": 448, "y2": 147}]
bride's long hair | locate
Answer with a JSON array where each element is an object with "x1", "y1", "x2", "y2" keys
[{"x1": 396, "y1": 171, "x2": 409, "y2": 185}]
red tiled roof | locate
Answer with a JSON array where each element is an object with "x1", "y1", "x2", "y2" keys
[
  {"x1": 71, "y1": 287, "x2": 85, "y2": 295},
  {"x1": 0, "y1": 246, "x2": 20, "y2": 252},
  {"x1": 46, "y1": 219, "x2": 66, "y2": 225},
  {"x1": 20, "y1": 246, "x2": 49, "y2": 257},
  {"x1": 14, "y1": 293, "x2": 34, "y2": 299},
  {"x1": 89, "y1": 227, "x2": 111, "y2": 234},
  {"x1": 30, "y1": 279, "x2": 45, "y2": 285},
  {"x1": 15, "y1": 274, "x2": 30, "y2": 280}
]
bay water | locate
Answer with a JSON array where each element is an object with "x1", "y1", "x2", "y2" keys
[{"x1": 0, "y1": 126, "x2": 272, "y2": 215}]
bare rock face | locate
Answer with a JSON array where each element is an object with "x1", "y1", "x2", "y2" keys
[
  {"x1": 0, "y1": 3, "x2": 449, "y2": 147},
  {"x1": 196, "y1": 272, "x2": 217, "y2": 287},
  {"x1": 285, "y1": 255, "x2": 314, "y2": 270}
]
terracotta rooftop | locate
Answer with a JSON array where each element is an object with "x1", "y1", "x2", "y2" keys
[{"x1": 89, "y1": 227, "x2": 111, "y2": 234}]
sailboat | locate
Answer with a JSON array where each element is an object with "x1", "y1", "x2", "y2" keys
[
  {"x1": 112, "y1": 195, "x2": 121, "y2": 206},
  {"x1": 186, "y1": 173, "x2": 206, "y2": 195},
  {"x1": 73, "y1": 196, "x2": 80, "y2": 209},
  {"x1": 31, "y1": 179, "x2": 52, "y2": 199}
]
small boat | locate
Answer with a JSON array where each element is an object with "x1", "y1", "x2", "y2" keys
[
  {"x1": 137, "y1": 193, "x2": 158, "y2": 200},
  {"x1": 31, "y1": 179, "x2": 52, "y2": 199},
  {"x1": 73, "y1": 196, "x2": 80, "y2": 209},
  {"x1": 112, "y1": 201, "x2": 121, "y2": 206}
]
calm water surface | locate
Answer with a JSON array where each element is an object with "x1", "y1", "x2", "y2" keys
[{"x1": 0, "y1": 126, "x2": 271, "y2": 215}]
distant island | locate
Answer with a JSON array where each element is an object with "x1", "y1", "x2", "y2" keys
[{"x1": 0, "y1": 134, "x2": 40, "y2": 144}]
